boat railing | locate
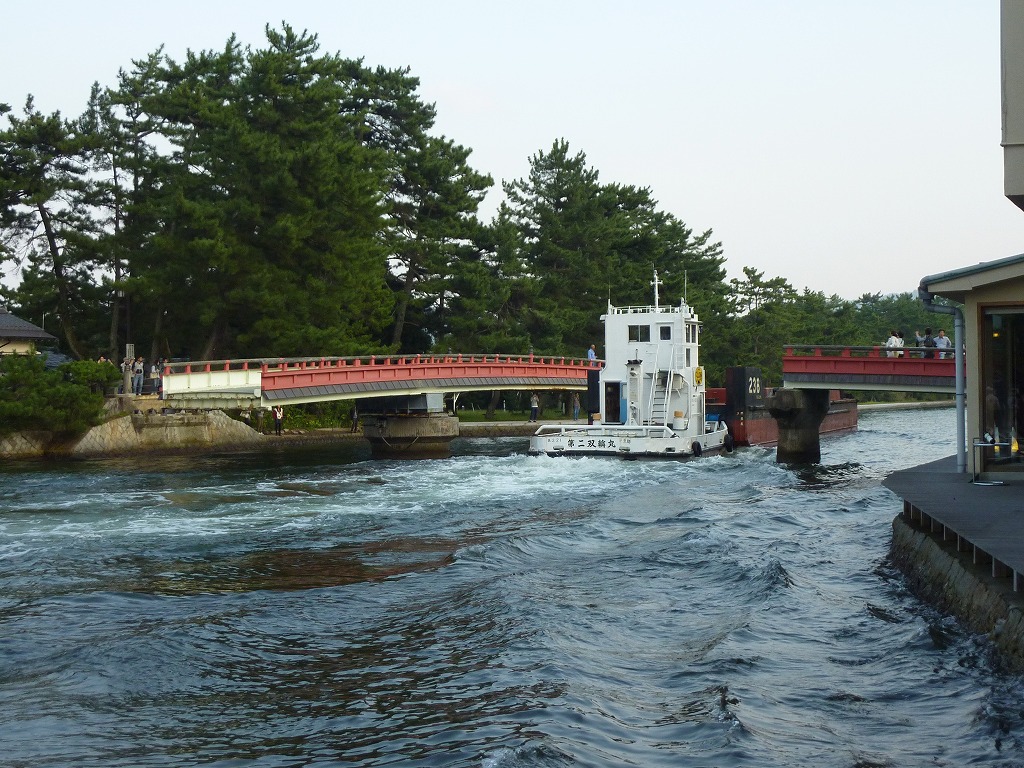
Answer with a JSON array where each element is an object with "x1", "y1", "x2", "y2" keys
[
  {"x1": 534, "y1": 424, "x2": 677, "y2": 439},
  {"x1": 608, "y1": 304, "x2": 684, "y2": 316}
]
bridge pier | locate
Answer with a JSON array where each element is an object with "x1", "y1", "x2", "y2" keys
[
  {"x1": 766, "y1": 387, "x2": 830, "y2": 464},
  {"x1": 358, "y1": 393, "x2": 459, "y2": 459},
  {"x1": 361, "y1": 413, "x2": 460, "y2": 459}
]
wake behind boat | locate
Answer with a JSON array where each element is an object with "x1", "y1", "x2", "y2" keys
[{"x1": 529, "y1": 272, "x2": 732, "y2": 458}]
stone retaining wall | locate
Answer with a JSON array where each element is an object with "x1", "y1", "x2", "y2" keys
[
  {"x1": 0, "y1": 410, "x2": 264, "y2": 459},
  {"x1": 0, "y1": 430, "x2": 52, "y2": 459},
  {"x1": 891, "y1": 515, "x2": 1024, "y2": 671}
]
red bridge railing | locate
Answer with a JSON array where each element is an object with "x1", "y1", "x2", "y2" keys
[{"x1": 783, "y1": 345, "x2": 956, "y2": 378}]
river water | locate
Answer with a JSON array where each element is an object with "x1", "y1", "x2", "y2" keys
[{"x1": 1, "y1": 407, "x2": 1023, "y2": 767}]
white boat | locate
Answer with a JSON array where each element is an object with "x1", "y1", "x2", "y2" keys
[{"x1": 529, "y1": 271, "x2": 733, "y2": 458}]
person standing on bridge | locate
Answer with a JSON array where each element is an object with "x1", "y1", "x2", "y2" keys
[
  {"x1": 921, "y1": 328, "x2": 937, "y2": 359},
  {"x1": 272, "y1": 405, "x2": 284, "y2": 436},
  {"x1": 934, "y1": 329, "x2": 952, "y2": 359},
  {"x1": 587, "y1": 345, "x2": 597, "y2": 364},
  {"x1": 885, "y1": 330, "x2": 900, "y2": 357}
]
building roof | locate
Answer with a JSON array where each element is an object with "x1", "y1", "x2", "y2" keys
[
  {"x1": 919, "y1": 252, "x2": 1024, "y2": 304},
  {"x1": 0, "y1": 308, "x2": 56, "y2": 342}
]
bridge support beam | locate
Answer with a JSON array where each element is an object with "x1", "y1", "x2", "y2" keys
[
  {"x1": 361, "y1": 413, "x2": 460, "y2": 459},
  {"x1": 766, "y1": 387, "x2": 830, "y2": 464}
]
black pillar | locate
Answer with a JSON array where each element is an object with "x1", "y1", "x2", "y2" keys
[{"x1": 766, "y1": 388, "x2": 830, "y2": 463}]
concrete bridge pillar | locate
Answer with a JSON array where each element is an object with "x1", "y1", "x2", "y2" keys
[
  {"x1": 361, "y1": 413, "x2": 460, "y2": 459},
  {"x1": 766, "y1": 387, "x2": 830, "y2": 464}
]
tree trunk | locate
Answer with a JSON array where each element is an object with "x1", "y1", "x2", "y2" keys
[
  {"x1": 200, "y1": 318, "x2": 225, "y2": 360},
  {"x1": 149, "y1": 303, "x2": 165, "y2": 364},
  {"x1": 37, "y1": 204, "x2": 85, "y2": 359},
  {"x1": 486, "y1": 390, "x2": 500, "y2": 420},
  {"x1": 390, "y1": 261, "x2": 418, "y2": 348},
  {"x1": 108, "y1": 293, "x2": 121, "y2": 361}
]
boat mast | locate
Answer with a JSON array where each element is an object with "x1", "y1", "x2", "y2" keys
[{"x1": 652, "y1": 269, "x2": 662, "y2": 310}]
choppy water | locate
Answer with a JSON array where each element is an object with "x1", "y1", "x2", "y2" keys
[{"x1": 1, "y1": 407, "x2": 1023, "y2": 767}]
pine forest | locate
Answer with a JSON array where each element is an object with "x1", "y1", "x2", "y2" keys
[{"x1": 0, "y1": 24, "x2": 954, "y2": 392}]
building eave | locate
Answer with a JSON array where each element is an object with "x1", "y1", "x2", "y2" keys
[{"x1": 919, "y1": 252, "x2": 1024, "y2": 304}]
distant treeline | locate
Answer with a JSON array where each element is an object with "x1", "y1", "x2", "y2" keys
[{"x1": 0, "y1": 24, "x2": 955, "y2": 388}]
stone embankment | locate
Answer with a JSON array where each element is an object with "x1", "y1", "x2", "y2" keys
[
  {"x1": 0, "y1": 403, "x2": 264, "y2": 459},
  {"x1": 0, "y1": 404, "x2": 556, "y2": 460},
  {"x1": 891, "y1": 516, "x2": 1024, "y2": 671}
]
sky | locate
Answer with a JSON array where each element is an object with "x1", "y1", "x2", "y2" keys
[{"x1": 3, "y1": 0, "x2": 1022, "y2": 300}]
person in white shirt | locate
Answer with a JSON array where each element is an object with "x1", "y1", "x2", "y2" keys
[{"x1": 885, "y1": 330, "x2": 900, "y2": 357}]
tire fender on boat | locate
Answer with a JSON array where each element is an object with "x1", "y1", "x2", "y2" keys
[
  {"x1": 724, "y1": 433, "x2": 735, "y2": 453},
  {"x1": 691, "y1": 441, "x2": 702, "y2": 457}
]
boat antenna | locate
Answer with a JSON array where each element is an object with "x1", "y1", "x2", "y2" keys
[
  {"x1": 652, "y1": 268, "x2": 661, "y2": 310},
  {"x1": 684, "y1": 270, "x2": 688, "y2": 306}
]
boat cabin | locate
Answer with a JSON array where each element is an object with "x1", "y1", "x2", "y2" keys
[{"x1": 599, "y1": 299, "x2": 703, "y2": 429}]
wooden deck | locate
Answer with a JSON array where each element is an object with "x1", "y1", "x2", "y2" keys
[{"x1": 883, "y1": 456, "x2": 1024, "y2": 590}]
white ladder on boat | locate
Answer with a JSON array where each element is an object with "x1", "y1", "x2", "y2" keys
[{"x1": 648, "y1": 370, "x2": 671, "y2": 426}]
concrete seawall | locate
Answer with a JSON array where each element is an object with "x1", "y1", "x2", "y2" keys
[{"x1": 891, "y1": 514, "x2": 1024, "y2": 671}]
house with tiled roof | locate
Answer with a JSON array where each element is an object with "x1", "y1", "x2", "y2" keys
[{"x1": 0, "y1": 308, "x2": 56, "y2": 354}]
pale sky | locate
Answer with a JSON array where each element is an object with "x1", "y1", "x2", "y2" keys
[{"x1": 3, "y1": 1, "x2": 1022, "y2": 300}]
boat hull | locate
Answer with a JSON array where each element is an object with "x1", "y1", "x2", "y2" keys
[
  {"x1": 728, "y1": 399, "x2": 858, "y2": 448},
  {"x1": 528, "y1": 422, "x2": 731, "y2": 458}
]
